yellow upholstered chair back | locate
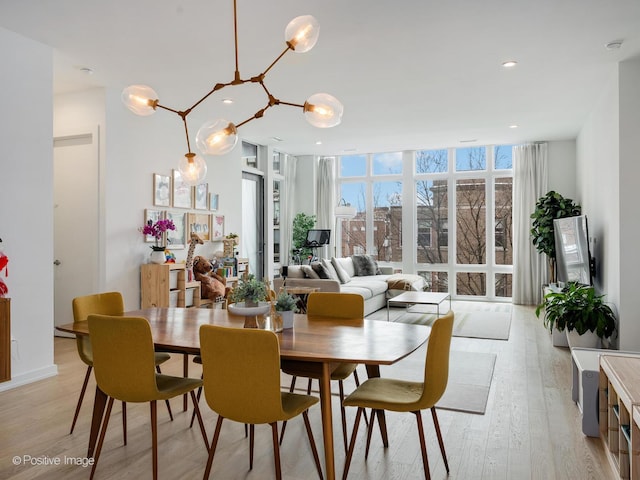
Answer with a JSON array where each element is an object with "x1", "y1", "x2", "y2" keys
[
  {"x1": 306, "y1": 292, "x2": 364, "y2": 320},
  {"x1": 88, "y1": 314, "x2": 159, "y2": 403},
  {"x1": 199, "y1": 325, "x2": 285, "y2": 425},
  {"x1": 420, "y1": 310, "x2": 454, "y2": 407},
  {"x1": 72, "y1": 292, "x2": 124, "y2": 365}
]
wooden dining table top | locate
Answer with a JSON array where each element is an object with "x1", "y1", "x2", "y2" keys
[{"x1": 57, "y1": 306, "x2": 431, "y2": 365}]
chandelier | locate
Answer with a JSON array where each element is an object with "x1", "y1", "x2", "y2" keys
[{"x1": 121, "y1": 0, "x2": 344, "y2": 185}]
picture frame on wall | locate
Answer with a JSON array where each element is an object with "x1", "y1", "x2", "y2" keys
[
  {"x1": 194, "y1": 183, "x2": 208, "y2": 210},
  {"x1": 172, "y1": 170, "x2": 192, "y2": 209},
  {"x1": 166, "y1": 211, "x2": 186, "y2": 249},
  {"x1": 187, "y1": 213, "x2": 211, "y2": 241},
  {"x1": 144, "y1": 209, "x2": 165, "y2": 243},
  {"x1": 209, "y1": 193, "x2": 219, "y2": 211},
  {"x1": 212, "y1": 214, "x2": 225, "y2": 240},
  {"x1": 153, "y1": 173, "x2": 171, "y2": 207}
]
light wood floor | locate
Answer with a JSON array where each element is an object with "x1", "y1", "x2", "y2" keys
[{"x1": 0, "y1": 305, "x2": 615, "y2": 479}]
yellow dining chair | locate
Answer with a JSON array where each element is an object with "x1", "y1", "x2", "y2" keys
[
  {"x1": 88, "y1": 314, "x2": 208, "y2": 480},
  {"x1": 70, "y1": 292, "x2": 173, "y2": 439},
  {"x1": 280, "y1": 292, "x2": 367, "y2": 452},
  {"x1": 199, "y1": 324, "x2": 324, "y2": 480},
  {"x1": 341, "y1": 310, "x2": 455, "y2": 480}
]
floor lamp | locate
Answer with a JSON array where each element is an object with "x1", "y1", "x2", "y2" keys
[{"x1": 334, "y1": 201, "x2": 357, "y2": 257}]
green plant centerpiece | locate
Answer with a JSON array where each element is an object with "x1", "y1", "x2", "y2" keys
[
  {"x1": 291, "y1": 212, "x2": 316, "y2": 263},
  {"x1": 535, "y1": 282, "x2": 617, "y2": 341},
  {"x1": 229, "y1": 274, "x2": 267, "y2": 307},
  {"x1": 530, "y1": 191, "x2": 581, "y2": 284},
  {"x1": 275, "y1": 291, "x2": 299, "y2": 313}
]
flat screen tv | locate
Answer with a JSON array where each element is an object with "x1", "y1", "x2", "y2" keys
[
  {"x1": 304, "y1": 229, "x2": 331, "y2": 247},
  {"x1": 553, "y1": 214, "x2": 593, "y2": 286}
]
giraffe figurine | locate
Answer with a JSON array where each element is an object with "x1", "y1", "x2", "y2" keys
[{"x1": 185, "y1": 233, "x2": 204, "y2": 281}]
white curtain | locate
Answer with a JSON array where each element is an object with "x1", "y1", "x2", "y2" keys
[
  {"x1": 316, "y1": 157, "x2": 335, "y2": 259},
  {"x1": 512, "y1": 143, "x2": 548, "y2": 305},
  {"x1": 281, "y1": 155, "x2": 297, "y2": 266}
]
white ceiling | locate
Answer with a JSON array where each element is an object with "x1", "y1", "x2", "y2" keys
[{"x1": 1, "y1": 0, "x2": 639, "y2": 156}]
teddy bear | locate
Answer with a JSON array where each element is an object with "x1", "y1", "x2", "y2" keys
[{"x1": 192, "y1": 255, "x2": 229, "y2": 301}]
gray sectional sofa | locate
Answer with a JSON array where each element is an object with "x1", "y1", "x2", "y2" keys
[{"x1": 273, "y1": 255, "x2": 427, "y2": 316}]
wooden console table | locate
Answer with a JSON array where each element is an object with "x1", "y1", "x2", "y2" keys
[{"x1": 599, "y1": 355, "x2": 640, "y2": 479}]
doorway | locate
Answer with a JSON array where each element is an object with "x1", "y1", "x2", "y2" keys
[
  {"x1": 53, "y1": 131, "x2": 100, "y2": 336},
  {"x1": 242, "y1": 172, "x2": 264, "y2": 280}
]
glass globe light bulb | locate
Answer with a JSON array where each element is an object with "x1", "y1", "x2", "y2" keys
[
  {"x1": 178, "y1": 153, "x2": 207, "y2": 186},
  {"x1": 121, "y1": 85, "x2": 158, "y2": 116},
  {"x1": 304, "y1": 93, "x2": 344, "y2": 128},
  {"x1": 285, "y1": 15, "x2": 319, "y2": 53},
  {"x1": 195, "y1": 119, "x2": 238, "y2": 156}
]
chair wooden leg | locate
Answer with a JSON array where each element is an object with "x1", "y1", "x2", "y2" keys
[
  {"x1": 431, "y1": 408, "x2": 449, "y2": 473},
  {"x1": 122, "y1": 402, "x2": 127, "y2": 445},
  {"x1": 352, "y1": 370, "x2": 369, "y2": 427},
  {"x1": 414, "y1": 411, "x2": 431, "y2": 480},
  {"x1": 190, "y1": 390, "x2": 209, "y2": 450},
  {"x1": 375, "y1": 409, "x2": 389, "y2": 448},
  {"x1": 307, "y1": 378, "x2": 313, "y2": 394},
  {"x1": 279, "y1": 375, "x2": 298, "y2": 445},
  {"x1": 341, "y1": 407, "x2": 363, "y2": 480},
  {"x1": 270, "y1": 422, "x2": 282, "y2": 480},
  {"x1": 151, "y1": 401, "x2": 158, "y2": 480},
  {"x1": 70, "y1": 366, "x2": 92, "y2": 434},
  {"x1": 249, "y1": 424, "x2": 255, "y2": 470},
  {"x1": 302, "y1": 410, "x2": 324, "y2": 480},
  {"x1": 156, "y1": 365, "x2": 174, "y2": 421},
  {"x1": 189, "y1": 384, "x2": 203, "y2": 428},
  {"x1": 338, "y1": 380, "x2": 348, "y2": 453},
  {"x1": 203, "y1": 415, "x2": 224, "y2": 480},
  {"x1": 89, "y1": 396, "x2": 114, "y2": 480},
  {"x1": 365, "y1": 409, "x2": 377, "y2": 459}
]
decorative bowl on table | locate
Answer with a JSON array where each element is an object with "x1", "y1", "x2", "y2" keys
[{"x1": 227, "y1": 302, "x2": 271, "y2": 328}]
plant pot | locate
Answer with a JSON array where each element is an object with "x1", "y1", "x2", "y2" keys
[
  {"x1": 149, "y1": 249, "x2": 166, "y2": 264},
  {"x1": 566, "y1": 329, "x2": 601, "y2": 349},
  {"x1": 227, "y1": 302, "x2": 271, "y2": 328},
  {"x1": 278, "y1": 310, "x2": 294, "y2": 330}
]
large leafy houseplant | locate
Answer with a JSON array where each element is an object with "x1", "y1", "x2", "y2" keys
[
  {"x1": 530, "y1": 191, "x2": 581, "y2": 283},
  {"x1": 291, "y1": 212, "x2": 316, "y2": 262},
  {"x1": 535, "y1": 282, "x2": 617, "y2": 339}
]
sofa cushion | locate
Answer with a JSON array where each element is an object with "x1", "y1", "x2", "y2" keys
[
  {"x1": 333, "y1": 257, "x2": 356, "y2": 277},
  {"x1": 351, "y1": 254, "x2": 380, "y2": 276},
  {"x1": 331, "y1": 257, "x2": 351, "y2": 284},
  {"x1": 286, "y1": 266, "x2": 306, "y2": 279},
  {"x1": 340, "y1": 285, "x2": 376, "y2": 300},
  {"x1": 301, "y1": 264, "x2": 320, "y2": 279},
  {"x1": 321, "y1": 258, "x2": 340, "y2": 282},
  {"x1": 347, "y1": 279, "x2": 389, "y2": 297},
  {"x1": 386, "y1": 274, "x2": 427, "y2": 292},
  {"x1": 311, "y1": 261, "x2": 330, "y2": 279}
]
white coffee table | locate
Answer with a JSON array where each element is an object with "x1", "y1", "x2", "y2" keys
[{"x1": 386, "y1": 291, "x2": 452, "y2": 322}]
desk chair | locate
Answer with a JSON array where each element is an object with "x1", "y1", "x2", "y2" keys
[
  {"x1": 199, "y1": 324, "x2": 323, "y2": 480},
  {"x1": 341, "y1": 311, "x2": 455, "y2": 480},
  {"x1": 70, "y1": 292, "x2": 173, "y2": 440},
  {"x1": 88, "y1": 315, "x2": 208, "y2": 480},
  {"x1": 280, "y1": 292, "x2": 367, "y2": 452}
]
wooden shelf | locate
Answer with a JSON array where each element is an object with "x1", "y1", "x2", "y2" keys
[
  {"x1": 140, "y1": 263, "x2": 209, "y2": 309},
  {"x1": 0, "y1": 298, "x2": 10, "y2": 383}
]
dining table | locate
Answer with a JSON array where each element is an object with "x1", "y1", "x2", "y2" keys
[{"x1": 56, "y1": 306, "x2": 430, "y2": 480}]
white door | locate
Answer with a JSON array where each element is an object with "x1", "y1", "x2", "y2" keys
[{"x1": 53, "y1": 132, "x2": 99, "y2": 336}]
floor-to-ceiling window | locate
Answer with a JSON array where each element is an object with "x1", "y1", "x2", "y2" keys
[{"x1": 338, "y1": 145, "x2": 513, "y2": 300}]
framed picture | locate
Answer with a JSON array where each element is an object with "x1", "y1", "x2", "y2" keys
[
  {"x1": 166, "y1": 211, "x2": 186, "y2": 249},
  {"x1": 153, "y1": 173, "x2": 171, "y2": 207},
  {"x1": 209, "y1": 193, "x2": 219, "y2": 211},
  {"x1": 212, "y1": 215, "x2": 225, "y2": 240},
  {"x1": 172, "y1": 170, "x2": 193, "y2": 209},
  {"x1": 144, "y1": 209, "x2": 165, "y2": 243},
  {"x1": 194, "y1": 183, "x2": 208, "y2": 210},
  {"x1": 187, "y1": 213, "x2": 211, "y2": 241}
]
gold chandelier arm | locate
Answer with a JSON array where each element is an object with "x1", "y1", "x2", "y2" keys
[
  {"x1": 235, "y1": 101, "x2": 275, "y2": 128},
  {"x1": 187, "y1": 83, "x2": 230, "y2": 113},
  {"x1": 277, "y1": 100, "x2": 305, "y2": 109},
  {"x1": 261, "y1": 45, "x2": 293, "y2": 78},
  {"x1": 181, "y1": 115, "x2": 192, "y2": 154},
  {"x1": 156, "y1": 103, "x2": 182, "y2": 115}
]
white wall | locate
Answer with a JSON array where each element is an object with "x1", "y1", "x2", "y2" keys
[
  {"x1": 0, "y1": 28, "x2": 57, "y2": 391},
  {"x1": 547, "y1": 140, "x2": 577, "y2": 199}
]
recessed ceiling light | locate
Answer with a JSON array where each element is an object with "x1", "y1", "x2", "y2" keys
[
  {"x1": 460, "y1": 139, "x2": 478, "y2": 143},
  {"x1": 315, "y1": 140, "x2": 322, "y2": 145},
  {"x1": 605, "y1": 40, "x2": 623, "y2": 50},
  {"x1": 222, "y1": 98, "x2": 234, "y2": 104},
  {"x1": 501, "y1": 60, "x2": 518, "y2": 68},
  {"x1": 272, "y1": 136, "x2": 283, "y2": 142},
  {"x1": 78, "y1": 67, "x2": 94, "y2": 75},
  {"x1": 509, "y1": 124, "x2": 519, "y2": 129}
]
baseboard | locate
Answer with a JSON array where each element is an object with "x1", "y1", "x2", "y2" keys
[{"x1": 0, "y1": 364, "x2": 58, "y2": 392}]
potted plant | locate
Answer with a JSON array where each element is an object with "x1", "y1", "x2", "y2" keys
[
  {"x1": 291, "y1": 212, "x2": 316, "y2": 264},
  {"x1": 229, "y1": 274, "x2": 267, "y2": 307},
  {"x1": 139, "y1": 218, "x2": 176, "y2": 264},
  {"x1": 530, "y1": 191, "x2": 581, "y2": 284},
  {"x1": 274, "y1": 291, "x2": 299, "y2": 329},
  {"x1": 535, "y1": 282, "x2": 617, "y2": 348}
]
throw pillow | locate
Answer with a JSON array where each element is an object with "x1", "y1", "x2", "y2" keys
[
  {"x1": 321, "y1": 258, "x2": 340, "y2": 282},
  {"x1": 300, "y1": 264, "x2": 320, "y2": 279},
  {"x1": 351, "y1": 254, "x2": 378, "y2": 276},
  {"x1": 311, "y1": 262, "x2": 329, "y2": 279},
  {"x1": 331, "y1": 257, "x2": 351, "y2": 284}
]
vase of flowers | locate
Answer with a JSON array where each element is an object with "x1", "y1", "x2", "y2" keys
[{"x1": 140, "y1": 218, "x2": 176, "y2": 264}]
